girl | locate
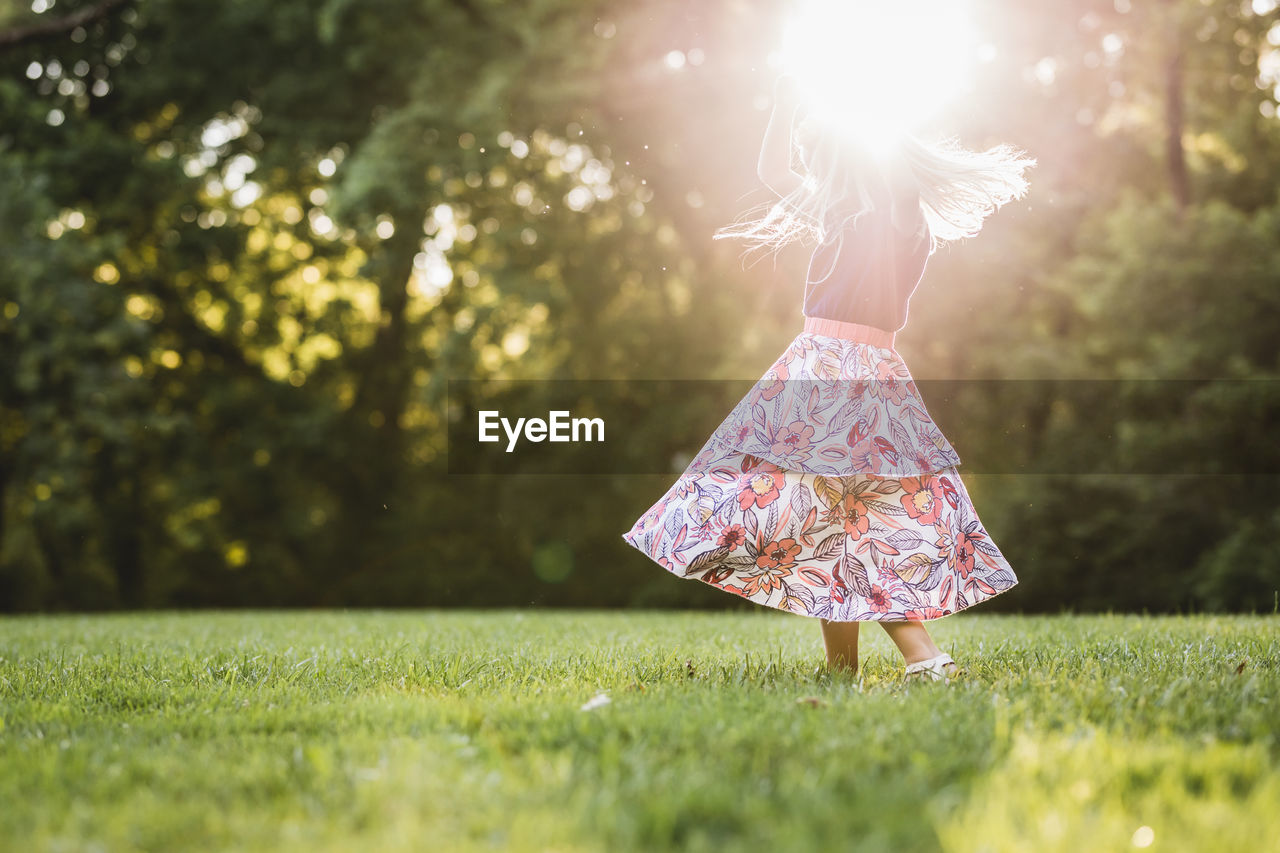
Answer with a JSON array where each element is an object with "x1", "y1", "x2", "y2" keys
[{"x1": 621, "y1": 74, "x2": 1034, "y2": 682}]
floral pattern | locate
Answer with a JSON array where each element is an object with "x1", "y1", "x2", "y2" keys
[
  {"x1": 691, "y1": 331, "x2": 962, "y2": 478},
  {"x1": 621, "y1": 330, "x2": 1018, "y2": 622}
]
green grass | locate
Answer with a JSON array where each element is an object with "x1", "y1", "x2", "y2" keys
[{"x1": 1, "y1": 610, "x2": 1277, "y2": 852}]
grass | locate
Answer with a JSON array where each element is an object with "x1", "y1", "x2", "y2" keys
[{"x1": 1, "y1": 610, "x2": 1277, "y2": 852}]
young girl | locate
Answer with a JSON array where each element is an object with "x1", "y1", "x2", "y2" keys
[{"x1": 621, "y1": 74, "x2": 1034, "y2": 682}]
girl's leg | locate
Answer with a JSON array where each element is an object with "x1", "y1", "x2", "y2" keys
[
  {"x1": 879, "y1": 620, "x2": 960, "y2": 674},
  {"x1": 819, "y1": 617, "x2": 861, "y2": 673}
]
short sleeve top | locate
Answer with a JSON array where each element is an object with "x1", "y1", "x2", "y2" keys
[{"x1": 802, "y1": 198, "x2": 931, "y2": 334}]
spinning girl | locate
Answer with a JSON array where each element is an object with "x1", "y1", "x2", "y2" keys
[{"x1": 621, "y1": 1, "x2": 1036, "y2": 681}]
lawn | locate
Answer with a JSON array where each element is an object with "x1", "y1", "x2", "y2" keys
[{"x1": 1, "y1": 610, "x2": 1277, "y2": 852}]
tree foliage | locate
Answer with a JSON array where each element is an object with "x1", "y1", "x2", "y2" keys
[{"x1": 1, "y1": 0, "x2": 1277, "y2": 612}]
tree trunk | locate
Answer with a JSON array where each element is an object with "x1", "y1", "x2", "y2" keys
[
  {"x1": 1164, "y1": 8, "x2": 1190, "y2": 213},
  {"x1": 0, "y1": 453, "x2": 7, "y2": 573},
  {"x1": 325, "y1": 228, "x2": 422, "y2": 603},
  {"x1": 100, "y1": 450, "x2": 146, "y2": 608}
]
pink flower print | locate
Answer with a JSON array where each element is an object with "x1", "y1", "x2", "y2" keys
[
  {"x1": 770, "y1": 420, "x2": 815, "y2": 464},
  {"x1": 638, "y1": 503, "x2": 665, "y2": 533},
  {"x1": 872, "y1": 361, "x2": 909, "y2": 406},
  {"x1": 955, "y1": 530, "x2": 980, "y2": 579},
  {"x1": 844, "y1": 379, "x2": 869, "y2": 401},
  {"x1": 737, "y1": 461, "x2": 785, "y2": 510},
  {"x1": 868, "y1": 584, "x2": 892, "y2": 613},
  {"x1": 718, "y1": 524, "x2": 747, "y2": 549},
  {"x1": 906, "y1": 447, "x2": 934, "y2": 472},
  {"x1": 846, "y1": 440, "x2": 884, "y2": 474},
  {"x1": 900, "y1": 477, "x2": 946, "y2": 526},
  {"x1": 759, "y1": 378, "x2": 785, "y2": 401}
]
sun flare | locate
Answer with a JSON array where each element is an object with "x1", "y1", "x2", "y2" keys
[{"x1": 779, "y1": 0, "x2": 980, "y2": 152}]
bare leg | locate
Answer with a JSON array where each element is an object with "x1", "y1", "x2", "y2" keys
[
  {"x1": 819, "y1": 618, "x2": 860, "y2": 673},
  {"x1": 879, "y1": 620, "x2": 960, "y2": 675}
]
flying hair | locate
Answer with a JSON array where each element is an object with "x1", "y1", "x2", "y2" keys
[{"x1": 714, "y1": 114, "x2": 1036, "y2": 270}]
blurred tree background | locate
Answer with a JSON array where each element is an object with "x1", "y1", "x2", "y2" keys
[{"x1": 0, "y1": 0, "x2": 1276, "y2": 613}]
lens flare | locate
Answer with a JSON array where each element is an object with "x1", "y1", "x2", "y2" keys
[{"x1": 780, "y1": 0, "x2": 979, "y2": 152}]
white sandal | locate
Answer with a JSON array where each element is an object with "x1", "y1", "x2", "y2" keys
[{"x1": 904, "y1": 652, "x2": 963, "y2": 681}]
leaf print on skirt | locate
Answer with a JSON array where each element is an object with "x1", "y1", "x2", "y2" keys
[{"x1": 621, "y1": 330, "x2": 1018, "y2": 622}]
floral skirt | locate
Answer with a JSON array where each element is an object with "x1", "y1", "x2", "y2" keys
[{"x1": 620, "y1": 317, "x2": 1019, "y2": 622}]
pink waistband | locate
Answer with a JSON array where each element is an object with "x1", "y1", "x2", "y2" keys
[{"x1": 803, "y1": 316, "x2": 897, "y2": 349}]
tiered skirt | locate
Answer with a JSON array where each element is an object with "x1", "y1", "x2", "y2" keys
[{"x1": 621, "y1": 316, "x2": 1018, "y2": 622}]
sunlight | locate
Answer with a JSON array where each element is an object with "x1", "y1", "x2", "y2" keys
[{"x1": 779, "y1": 0, "x2": 979, "y2": 153}]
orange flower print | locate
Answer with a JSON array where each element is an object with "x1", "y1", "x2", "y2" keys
[
  {"x1": 742, "y1": 563, "x2": 793, "y2": 597},
  {"x1": 737, "y1": 461, "x2": 785, "y2": 510},
  {"x1": 955, "y1": 529, "x2": 980, "y2": 578},
  {"x1": 840, "y1": 493, "x2": 873, "y2": 538},
  {"x1": 771, "y1": 420, "x2": 816, "y2": 464},
  {"x1": 756, "y1": 537, "x2": 802, "y2": 570},
  {"x1": 718, "y1": 524, "x2": 747, "y2": 549},
  {"x1": 868, "y1": 584, "x2": 892, "y2": 612},
  {"x1": 900, "y1": 476, "x2": 946, "y2": 526}
]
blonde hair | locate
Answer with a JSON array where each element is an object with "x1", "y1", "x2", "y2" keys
[{"x1": 715, "y1": 116, "x2": 1036, "y2": 267}]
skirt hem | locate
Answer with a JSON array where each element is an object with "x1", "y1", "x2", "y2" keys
[{"x1": 622, "y1": 532, "x2": 1016, "y2": 622}]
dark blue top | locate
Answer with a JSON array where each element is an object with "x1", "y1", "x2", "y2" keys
[{"x1": 802, "y1": 200, "x2": 931, "y2": 334}]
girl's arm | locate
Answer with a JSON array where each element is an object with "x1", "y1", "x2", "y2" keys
[{"x1": 757, "y1": 76, "x2": 805, "y2": 197}]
